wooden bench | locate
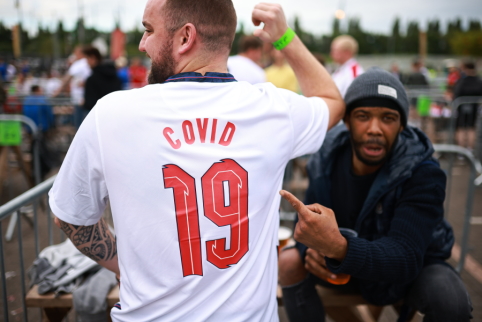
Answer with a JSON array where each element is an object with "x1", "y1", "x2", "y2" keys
[
  {"x1": 26, "y1": 284, "x2": 119, "y2": 322},
  {"x1": 27, "y1": 283, "x2": 415, "y2": 322}
]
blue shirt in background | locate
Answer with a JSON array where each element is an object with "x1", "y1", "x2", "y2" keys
[{"x1": 23, "y1": 95, "x2": 54, "y2": 132}]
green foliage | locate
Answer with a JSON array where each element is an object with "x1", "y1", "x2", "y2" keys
[
  {"x1": 449, "y1": 30, "x2": 482, "y2": 56},
  {"x1": 0, "y1": 17, "x2": 481, "y2": 58}
]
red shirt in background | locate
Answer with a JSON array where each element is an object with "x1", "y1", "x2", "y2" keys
[{"x1": 129, "y1": 65, "x2": 147, "y2": 88}]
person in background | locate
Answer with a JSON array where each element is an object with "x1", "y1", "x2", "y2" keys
[
  {"x1": 83, "y1": 46, "x2": 122, "y2": 112},
  {"x1": 228, "y1": 35, "x2": 266, "y2": 84},
  {"x1": 330, "y1": 35, "x2": 364, "y2": 98},
  {"x1": 129, "y1": 57, "x2": 147, "y2": 88},
  {"x1": 23, "y1": 85, "x2": 59, "y2": 177},
  {"x1": 0, "y1": 79, "x2": 6, "y2": 113},
  {"x1": 116, "y1": 56, "x2": 130, "y2": 90},
  {"x1": 43, "y1": 70, "x2": 63, "y2": 97},
  {"x1": 405, "y1": 58, "x2": 429, "y2": 88},
  {"x1": 23, "y1": 85, "x2": 54, "y2": 133},
  {"x1": 279, "y1": 68, "x2": 472, "y2": 322},
  {"x1": 54, "y1": 46, "x2": 92, "y2": 129},
  {"x1": 446, "y1": 61, "x2": 460, "y2": 93},
  {"x1": 6, "y1": 60, "x2": 17, "y2": 83},
  {"x1": 389, "y1": 62, "x2": 402, "y2": 81},
  {"x1": 265, "y1": 47, "x2": 298, "y2": 92},
  {"x1": 20, "y1": 60, "x2": 30, "y2": 76},
  {"x1": 0, "y1": 58, "x2": 7, "y2": 82},
  {"x1": 453, "y1": 60, "x2": 482, "y2": 150}
]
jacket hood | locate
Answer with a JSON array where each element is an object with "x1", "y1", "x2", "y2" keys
[
  {"x1": 307, "y1": 123, "x2": 435, "y2": 186},
  {"x1": 93, "y1": 62, "x2": 118, "y2": 79}
]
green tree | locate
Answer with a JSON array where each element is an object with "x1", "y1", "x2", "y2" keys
[
  {"x1": 449, "y1": 30, "x2": 482, "y2": 56},
  {"x1": 389, "y1": 17, "x2": 401, "y2": 53},
  {"x1": 0, "y1": 22, "x2": 13, "y2": 55},
  {"x1": 404, "y1": 21, "x2": 420, "y2": 53}
]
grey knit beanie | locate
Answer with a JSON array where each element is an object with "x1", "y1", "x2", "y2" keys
[{"x1": 344, "y1": 67, "x2": 409, "y2": 126}]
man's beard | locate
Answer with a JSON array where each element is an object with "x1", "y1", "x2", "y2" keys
[
  {"x1": 148, "y1": 38, "x2": 176, "y2": 84},
  {"x1": 350, "y1": 135, "x2": 398, "y2": 167}
]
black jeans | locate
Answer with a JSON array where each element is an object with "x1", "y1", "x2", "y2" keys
[{"x1": 282, "y1": 263, "x2": 473, "y2": 322}]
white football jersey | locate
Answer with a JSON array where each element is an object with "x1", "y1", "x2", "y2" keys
[
  {"x1": 49, "y1": 72, "x2": 329, "y2": 322},
  {"x1": 332, "y1": 58, "x2": 364, "y2": 98}
]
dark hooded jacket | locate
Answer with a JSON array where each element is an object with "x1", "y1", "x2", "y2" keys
[
  {"x1": 84, "y1": 62, "x2": 122, "y2": 111},
  {"x1": 297, "y1": 124, "x2": 454, "y2": 306}
]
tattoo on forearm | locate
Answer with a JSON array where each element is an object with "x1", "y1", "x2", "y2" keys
[{"x1": 59, "y1": 219, "x2": 117, "y2": 262}]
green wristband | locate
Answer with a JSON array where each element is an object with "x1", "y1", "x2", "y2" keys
[{"x1": 272, "y1": 28, "x2": 296, "y2": 50}]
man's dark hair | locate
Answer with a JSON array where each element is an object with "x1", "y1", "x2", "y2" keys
[
  {"x1": 463, "y1": 60, "x2": 476, "y2": 71},
  {"x1": 82, "y1": 46, "x2": 102, "y2": 62},
  {"x1": 31, "y1": 85, "x2": 40, "y2": 93},
  {"x1": 163, "y1": 0, "x2": 237, "y2": 53},
  {"x1": 412, "y1": 58, "x2": 422, "y2": 68},
  {"x1": 239, "y1": 36, "x2": 263, "y2": 53}
]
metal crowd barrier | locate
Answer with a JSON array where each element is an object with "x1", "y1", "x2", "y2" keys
[
  {"x1": 0, "y1": 176, "x2": 57, "y2": 322},
  {"x1": 433, "y1": 144, "x2": 482, "y2": 273},
  {"x1": 0, "y1": 114, "x2": 41, "y2": 186},
  {"x1": 447, "y1": 96, "x2": 482, "y2": 145}
]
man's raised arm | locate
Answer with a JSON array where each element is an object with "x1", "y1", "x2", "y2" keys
[
  {"x1": 55, "y1": 217, "x2": 120, "y2": 276},
  {"x1": 252, "y1": 3, "x2": 344, "y2": 129}
]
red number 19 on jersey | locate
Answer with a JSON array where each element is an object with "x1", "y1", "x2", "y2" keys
[{"x1": 163, "y1": 159, "x2": 249, "y2": 277}]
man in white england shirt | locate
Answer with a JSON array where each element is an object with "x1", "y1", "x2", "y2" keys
[
  {"x1": 49, "y1": 1, "x2": 344, "y2": 321},
  {"x1": 330, "y1": 35, "x2": 364, "y2": 97}
]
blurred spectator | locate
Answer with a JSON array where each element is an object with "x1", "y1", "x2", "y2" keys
[
  {"x1": 16, "y1": 73, "x2": 38, "y2": 96},
  {"x1": 23, "y1": 85, "x2": 54, "y2": 133},
  {"x1": 20, "y1": 60, "x2": 30, "y2": 76},
  {"x1": 24, "y1": 85, "x2": 59, "y2": 177},
  {"x1": 0, "y1": 58, "x2": 6, "y2": 82},
  {"x1": 83, "y1": 46, "x2": 122, "y2": 112},
  {"x1": 55, "y1": 46, "x2": 92, "y2": 128},
  {"x1": 43, "y1": 70, "x2": 63, "y2": 97},
  {"x1": 116, "y1": 56, "x2": 130, "y2": 90},
  {"x1": 405, "y1": 58, "x2": 429, "y2": 87},
  {"x1": 390, "y1": 62, "x2": 402, "y2": 81},
  {"x1": 228, "y1": 35, "x2": 265, "y2": 84},
  {"x1": 330, "y1": 35, "x2": 364, "y2": 97},
  {"x1": 0, "y1": 80, "x2": 6, "y2": 112},
  {"x1": 129, "y1": 57, "x2": 148, "y2": 88},
  {"x1": 265, "y1": 48, "x2": 298, "y2": 93},
  {"x1": 446, "y1": 62, "x2": 461, "y2": 93},
  {"x1": 453, "y1": 60, "x2": 482, "y2": 150},
  {"x1": 6, "y1": 60, "x2": 17, "y2": 82}
]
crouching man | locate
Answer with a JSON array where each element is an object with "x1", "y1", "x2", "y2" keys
[{"x1": 279, "y1": 67, "x2": 473, "y2": 322}]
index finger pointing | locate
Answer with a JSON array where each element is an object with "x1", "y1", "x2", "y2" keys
[{"x1": 280, "y1": 190, "x2": 307, "y2": 214}]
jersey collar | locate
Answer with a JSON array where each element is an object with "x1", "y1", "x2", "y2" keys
[{"x1": 164, "y1": 72, "x2": 237, "y2": 83}]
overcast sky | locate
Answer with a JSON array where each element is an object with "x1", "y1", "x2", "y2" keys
[{"x1": 0, "y1": 0, "x2": 481, "y2": 36}]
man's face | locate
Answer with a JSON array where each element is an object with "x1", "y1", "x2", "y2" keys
[
  {"x1": 345, "y1": 107, "x2": 403, "y2": 166},
  {"x1": 330, "y1": 42, "x2": 350, "y2": 65},
  {"x1": 139, "y1": 0, "x2": 177, "y2": 84}
]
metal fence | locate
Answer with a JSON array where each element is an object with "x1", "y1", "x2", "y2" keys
[
  {"x1": 0, "y1": 114, "x2": 41, "y2": 188},
  {"x1": 433, "y1": 145, "x2": 482, "y2": 272},
  {"x1": 0, "y1": 176, "x2": 57, "y2": 321}
]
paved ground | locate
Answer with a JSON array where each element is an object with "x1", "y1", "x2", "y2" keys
[{"x1": 0, "y1": 151, "x2": 481, "y2": 321}]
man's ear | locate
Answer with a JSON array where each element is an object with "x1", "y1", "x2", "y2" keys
[
  {"x1": 177, "y1": 23, "x2": 197, "y2": 55},
  {"x1": 343, "y1": 113, "x2": 350, "y2": 130},
  {"x1": 399, "y1": 125, "x2": 404, "y2": 134}
]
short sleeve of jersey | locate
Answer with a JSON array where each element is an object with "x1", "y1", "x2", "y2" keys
[
  {"x1": 277, "y1": 89, "x2": 330, "y2": 159},
  {"x1": 48, "y1": 107, "x2": 108, "y2": 226}
]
